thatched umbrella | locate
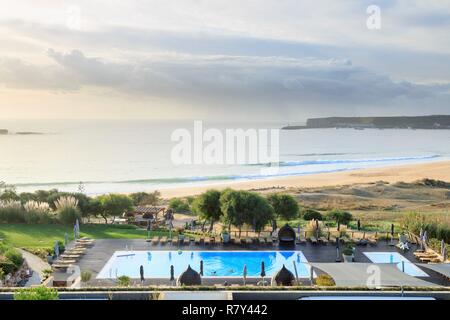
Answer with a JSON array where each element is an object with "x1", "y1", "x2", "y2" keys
[
  {"x1": 272, "y1": 265, "x2": 295, "y2": 286},
  {"x1": 200, "y1": 260, "x2": 204, "y2": 276},
  {"x1": 177, "y1": 265, "x2": 201, "y2": 286}
]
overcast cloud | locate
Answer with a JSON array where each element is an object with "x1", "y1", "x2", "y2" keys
[{"x1": 0, "y1": 0, "x2": 449, "y2": 120}]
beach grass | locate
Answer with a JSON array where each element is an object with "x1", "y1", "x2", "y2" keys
[{"x1": 0, "y1": 223, "x2": 167, "y2": 249}]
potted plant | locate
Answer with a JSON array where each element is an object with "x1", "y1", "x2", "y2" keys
[
  {"x1": 342, "y1": 244, "x2": 355, "y2": 262},
  {"x1": 221, "y1": 227, "x2": 230, "y2": 243}
]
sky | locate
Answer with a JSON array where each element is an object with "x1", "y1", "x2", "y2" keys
[{"x1": 0, "y1": 0, "x2": 449, "y2": 121}]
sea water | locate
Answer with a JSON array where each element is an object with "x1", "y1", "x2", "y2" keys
[{"x1": 0, "y1": 119, "x2": 449, "y2": 194}]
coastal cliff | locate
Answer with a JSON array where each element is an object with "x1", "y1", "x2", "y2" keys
[{"x1": 282, "y1": 115, "x2": 450, "y2": 130}]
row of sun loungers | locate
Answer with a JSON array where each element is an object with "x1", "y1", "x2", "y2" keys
[
  {"x1": 52, "y1": 238, "x2": 94, "y2": 270},
  {"x1": 414, "y1": 250, "x2": 442, "y2": 263},
  {"x1": 147, "y1": 235, "x2": 279, "y2": 246}
]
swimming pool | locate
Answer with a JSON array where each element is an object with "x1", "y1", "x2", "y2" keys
[
  {"x1": 363, "y1": 252, "x2": 428, "y2": 277},
  {"x1": 96, "y1": 250, "x2": 311, "y2": 279}
]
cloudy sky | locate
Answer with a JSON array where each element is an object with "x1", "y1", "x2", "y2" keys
[{"x1": 0, "y1": 0, "x2": 449, "y2": 121}]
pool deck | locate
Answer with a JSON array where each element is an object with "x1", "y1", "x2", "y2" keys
[{"x1": 73, "y1": 239, "x2": 449, "y2": 287}]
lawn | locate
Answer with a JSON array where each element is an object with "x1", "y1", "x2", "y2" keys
[{"x1": 0, "y1": 223, "x2": 169, "y2": 249}]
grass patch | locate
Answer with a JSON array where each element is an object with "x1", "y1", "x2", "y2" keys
[{"x1": 0, "y1": 224, "x2": 169, "y2": 249}]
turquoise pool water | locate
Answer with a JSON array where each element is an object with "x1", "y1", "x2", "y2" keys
[
  {"x1": 363, "y1": 252, "x2": 428, "y2": 277},
  {"x1": 96, "y1": 250, "x2": 311, "y2": 279}
]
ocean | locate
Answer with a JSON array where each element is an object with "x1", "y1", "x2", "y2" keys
[{"x1": 0, "y1": 119, "x2": 449, "y2": 195}]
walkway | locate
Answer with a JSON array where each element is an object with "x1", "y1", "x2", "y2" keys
[{"x1": 16, "y1": 249, "x2": 51, "y2": 287}]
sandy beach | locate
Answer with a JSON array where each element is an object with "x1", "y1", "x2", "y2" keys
[{"x1": 160, "y1": 160, "x2": 450, "y2": 198}]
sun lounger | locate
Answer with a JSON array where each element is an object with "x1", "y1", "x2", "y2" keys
[
  {"x1": 55, "y1": 259, "x2": 77, "y2": 264},
  {"x1": 319, "y1": 237, "x2": 329, "y2": 245},
  {"x1": 265, "y1": 237, "x2": 273, "y2": 246},
  {"x1": 258, "y1": 237, "x2": 266, "y2": 245},
  {"x1": 160, "y1": 236, "x2": 168, "y2": 245},
  {"x1": 199, "y1": 236, "x2": 205, "y2": 245},
  {"x1": 182, "y1": 237, "x2": 190, "y2": 245},
  {"x1": 309, "y1": 236, "x2": 318, "y2": 244},
  {"x1": 151, "y1": 236, "x2": 160, "y2": 245},
  {"x1": 368, "y1": 237, "x2": 377, "y2": 245},
  {"x1": 52, "y1": 264, "x2": 72, "y2": 270},
  {"x1": 66, "y1": 249, "x2": 86, "y2": 254},
  {"x1": 59, "y1": 255, "x2": 80, "y2": 261},
  {"x1": 414, "y1": 251, "x2": 437, "y2": 257},
  {"x1": 172, "y1": 237, "x2": 178, "y2": 245},
  {"x1": 195, "y1": 237, "x2": 200, "y2": 245}
]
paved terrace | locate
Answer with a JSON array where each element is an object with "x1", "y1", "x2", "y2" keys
[{"x1": 70, "y1": 239, "x2": 450, "y2": 287}]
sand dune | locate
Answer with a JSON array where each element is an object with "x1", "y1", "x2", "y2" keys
[{"x1": 159, "y1": 160, "x2": 450, "y2": 199}]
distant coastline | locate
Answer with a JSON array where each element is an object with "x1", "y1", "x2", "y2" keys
[
  {"x1": 0, "y1": 129, "x2": 43, "y2": 135},
  {"x1": 282, "y1": 115, "x2": 450, "y2": 130}
]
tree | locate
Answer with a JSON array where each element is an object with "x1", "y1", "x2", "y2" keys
[
  {"x1": 192, "y1": 190, "x2": 222, "y2": 232},
  {"x1": 302, "y1": 209, "x2": 323, "y2": 221},
  {"x1": 220, "y1": 190, "x2": 274, "y2": 236},
  {"x1": 327, "y1": 209, "x2": 353, "y2": 231},
  {"x1": 268, "y1": 194, "x2": 299, "y2": 221},
  {"x1": 220, "y1": 189, "x2": 247, "y2": 236},
  {"x1": 168, "y1": 198, "x2": 190, "y2": 213},
  {"x1": 130, "y1": 191, "x2": 162, "y2": 206},
  {"x1": 243, "y1": 192, "x2": 274, "y2": 235},
  {"x1": 85, "y1": 198, "x2": 102, "y2": 222},
  {"x1": 0, "y1": 182, "x2": 18, "y2": 201},
  {"x1": 98, "y1": 194, "x2": 134, "y2": 224}
]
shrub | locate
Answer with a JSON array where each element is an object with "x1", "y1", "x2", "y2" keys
[
  {"x1": 0, "y1": 258, "x2": 16, "y2": 275},
  {"x1": 14, "y1": 286, "x2": 59, "y2": 300},
  {"x1": 0, "y1": 200, "x2": 25, "y2": 223},
  {"x1": 342, "y1": 244, "x2": 355, "y2": 256},
  {"x1": 169, "y1": 198, "x2": 190, "y2": 213},
  {"x1": 81, "y1": 271, "x2": 92, "y2": 282},
  {"x1": 306, "y1": 219, "x2": 322, "y2": 236},
  {"x1": 302, "y1": 209, "x2": 323, "y2": 221},
  {"x1": 315, "y1": 274, "x2": 335, "y2": 286},
  {"x1": 23, "y1": 200, "x2": 51, "y2": 224},
  {"x1": 327, "y1": 209, "x2": 353, "y2": 231},
  {"x1": 5, "y1": 248, "x2": 24, "y2": 269},
  {"x1": 117, "y1": 275, "x2": 131, "y2": 287},
  {"x1": 55, "y1": 196, "x2": 81, "y2": 225},
  {"x1": 401, "y1": 212, "x2": 450, "y2": 243}
]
